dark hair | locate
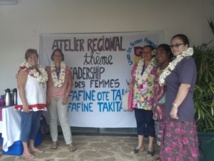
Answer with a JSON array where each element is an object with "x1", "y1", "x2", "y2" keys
[
  {"x1": 171, "y1": 34, "x2": 189, "y2": 47},
  {"x1": 143, "y1": 44, "x2": 155, "y2": 51},
  {"x1": 51, "y1": 49, "x2": 64, "y2": 61},
  {"x1": 25, "y1": 49, "x2": 38, "y2": 61},
  {"x1": 157, "y1": 44, "x2": 174, "y2": 59}
]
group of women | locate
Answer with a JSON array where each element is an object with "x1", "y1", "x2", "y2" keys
[
  {"x1": 14, "y1": 33, "x2": 199, "y2": 161},
  {"x1": 130, "y1": 34, "x2": 200, "y2": 161},
  {"x1": 15, "y1": 49, "x2": 76, "y2": 160}
]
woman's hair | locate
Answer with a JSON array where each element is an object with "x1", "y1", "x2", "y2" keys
[
  {"x1": 157, "y1": 44, "x2": 174, "y2": 59},
  {"x1": 142, "y1": 45, "x2": 155, "y2": 58},
  {"x1": 171, "y1": 34, "x2": 189, "y2": 47},
  {"x1": 51, "y1": 49, "x2": 64, "y2": 61},
  {"x1": 143, "y1": 44, "x2": 155, "y2": 51},
  {"x1": 25, "y1": 49, "x2": 38, "y2": 61}
]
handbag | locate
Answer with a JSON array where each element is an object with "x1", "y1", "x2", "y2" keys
[
  {"x1": 40, "y1": 114, "x2": 49, "y2": 135},
  {"x1": 122, "y1": 89, "x2": 134, "y2": 111}
]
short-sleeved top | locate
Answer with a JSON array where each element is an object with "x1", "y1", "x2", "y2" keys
[
  {"x1": 165, "y1": 57, "x2": 197, "y2": 121},
  {"x1": 131, "y1": 61, "x2": 157, "y2": 110},
  {"x1": 45, "y1": 66, "x2": 71, "y2": 98}
]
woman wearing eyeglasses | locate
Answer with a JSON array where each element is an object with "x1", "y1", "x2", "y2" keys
[
  {"x1": 158, "y1": 34, "x2": 199, "y2": 161},
  {"x1": 46, "y1": 49, "x2": 76, "y2": 152}
]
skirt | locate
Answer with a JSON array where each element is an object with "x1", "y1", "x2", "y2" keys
[{"x1": 160, "y1": 117, "x2": 200, "y2": 161}]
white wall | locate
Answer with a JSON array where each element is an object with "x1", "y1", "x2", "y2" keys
[
  {"x1": 0, "y1": 0, "x2": 213, "y2": 94},
  {"x1": 202, "y1": 0, "x2": 214, "y2": 44}
]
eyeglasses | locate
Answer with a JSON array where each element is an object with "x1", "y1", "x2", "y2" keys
[{"x1": 170, "y1": 43, "x2": 184, "y2": 49}]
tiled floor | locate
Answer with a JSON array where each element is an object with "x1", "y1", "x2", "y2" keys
[{"x1": 0, "y1": 135, "x2": 160, "y2": 161}]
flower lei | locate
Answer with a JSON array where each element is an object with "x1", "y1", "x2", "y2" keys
[
  {"x1": 51, "y1": 61, "x2": 66, "y2": 88},
  {"x1": 159, "y1": 47, "x2": 193, "y2": 86},
  {"x1": 134, "y1": 58, "x2": 155, "y2": 84},
  {"x1": 20, "y1": 62, "x2": 48, "y2": 83}
]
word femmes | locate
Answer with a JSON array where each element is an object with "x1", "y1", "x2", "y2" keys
[{"x1": 52, "y1": 36, "x2": 125, "y2": 52}]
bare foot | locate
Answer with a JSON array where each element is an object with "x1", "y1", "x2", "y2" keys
[
  {"x1": 21, "y1": 152, "x2": 35, "y2": 160},
  {"x1": 30, "y1": 147, "x2": 44, "y2": 153}
]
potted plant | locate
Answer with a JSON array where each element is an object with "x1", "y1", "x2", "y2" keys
[{"x1": 193, "y1": 44, "x2": 214, "y2": 161}]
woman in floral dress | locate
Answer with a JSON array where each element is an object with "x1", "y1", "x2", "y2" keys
[
  {"x1": 129, "y1": 45, "x2": 157, "y2": 158},
  {"x1": 159, "y1": 34, "x2": 199, "y2": 161},
  {"x1": 153, "y1": 44, "x2": 173, "y2": 144},
  {"x1": 46, "y1": 49, "x2": 76, "y2": 151},
  {"x1": 15, "y1": 49, "x2": 48, "y2": 160},
  {"x1": 153, "y1": 44, "x2": 173, "y2": 161}
]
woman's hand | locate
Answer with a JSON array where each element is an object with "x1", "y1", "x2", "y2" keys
[
  {"x1": 170, "y1": 106, "x2": 179, "y2": 120},
  {"x1": 62, "y1": 95, "x2": 68, "y2": 105},
  {"x1": 169, "y1": 83, "x2": 191, "y2": 120},
  {"x1": 22, "y1": 104, "x2": 30, "y2": 113},
  {"x1": 129, "y1": 81, "x2": 134, "y2": 89}
]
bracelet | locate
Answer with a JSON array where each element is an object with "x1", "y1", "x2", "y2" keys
[{"x1": 172, "y1": 103, "x2": 178, "y2": 108}]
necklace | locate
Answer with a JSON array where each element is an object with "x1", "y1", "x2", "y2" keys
[
  {"x1": 20, "y1": 62, "x2": 48, "y2": 83},
  {"x1": 159, "y1": 47, "x2": 193, "y2": 86},
  {"x1": 157, "y1": 68, "x2": 164, "y2": 75},
  {"x1": 51, "y1": 61, "x2": 66, "y2": 88},
  {"x1": 134, "y1": 58, "x2": 155, "y2": 85}
]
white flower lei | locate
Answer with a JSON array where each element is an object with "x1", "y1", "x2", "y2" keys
[
  {"x1": 20, "y1": 62, "x2": 48, "y2": 83},
  {"x1": 134, "y1": 58, "x2": 155, "y2": 84},
  {"x1": 159, "y1": 47, "x2": 193, "y2": 86},
  {"x1": 51, "y1": 61, "x2": 66, "y2": 88}
]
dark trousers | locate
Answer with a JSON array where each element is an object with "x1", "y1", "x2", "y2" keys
[{"x1": 134, "y1": 108, "x2": 155, "y2": 137}]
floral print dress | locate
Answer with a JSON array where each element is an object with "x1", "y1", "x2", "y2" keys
[
  {"x1": 131, "y1": 60, "x2": 157, "y2": 110},
  {"x1": 160, "y1": 57, "x2": 199, "y2": 161}
]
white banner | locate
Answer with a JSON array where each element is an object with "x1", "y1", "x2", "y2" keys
[{"x1": 39, "y1": 31, "x2": 164, "y2": 128}]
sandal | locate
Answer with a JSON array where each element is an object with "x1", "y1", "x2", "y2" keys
[
  {"x1": 68, "y1": 143, "x2": 77, "y2": 152},
  {"x1": 51, "y1": 141, "x2": 58, "y2": 149},
  {"x1": 131, "y1": 147, "x2": 144, "y2": 154},
  {"x1": 21, "y1": 154, "x2": 35, "y2": 160},
  {"x1": 147, "y1": 150, "x2": 155, "y2": 158}
]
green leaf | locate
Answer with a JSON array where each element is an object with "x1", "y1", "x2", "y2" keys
[{"x1": 193, "y1": 45, "x2": 214, "y2": 132}]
